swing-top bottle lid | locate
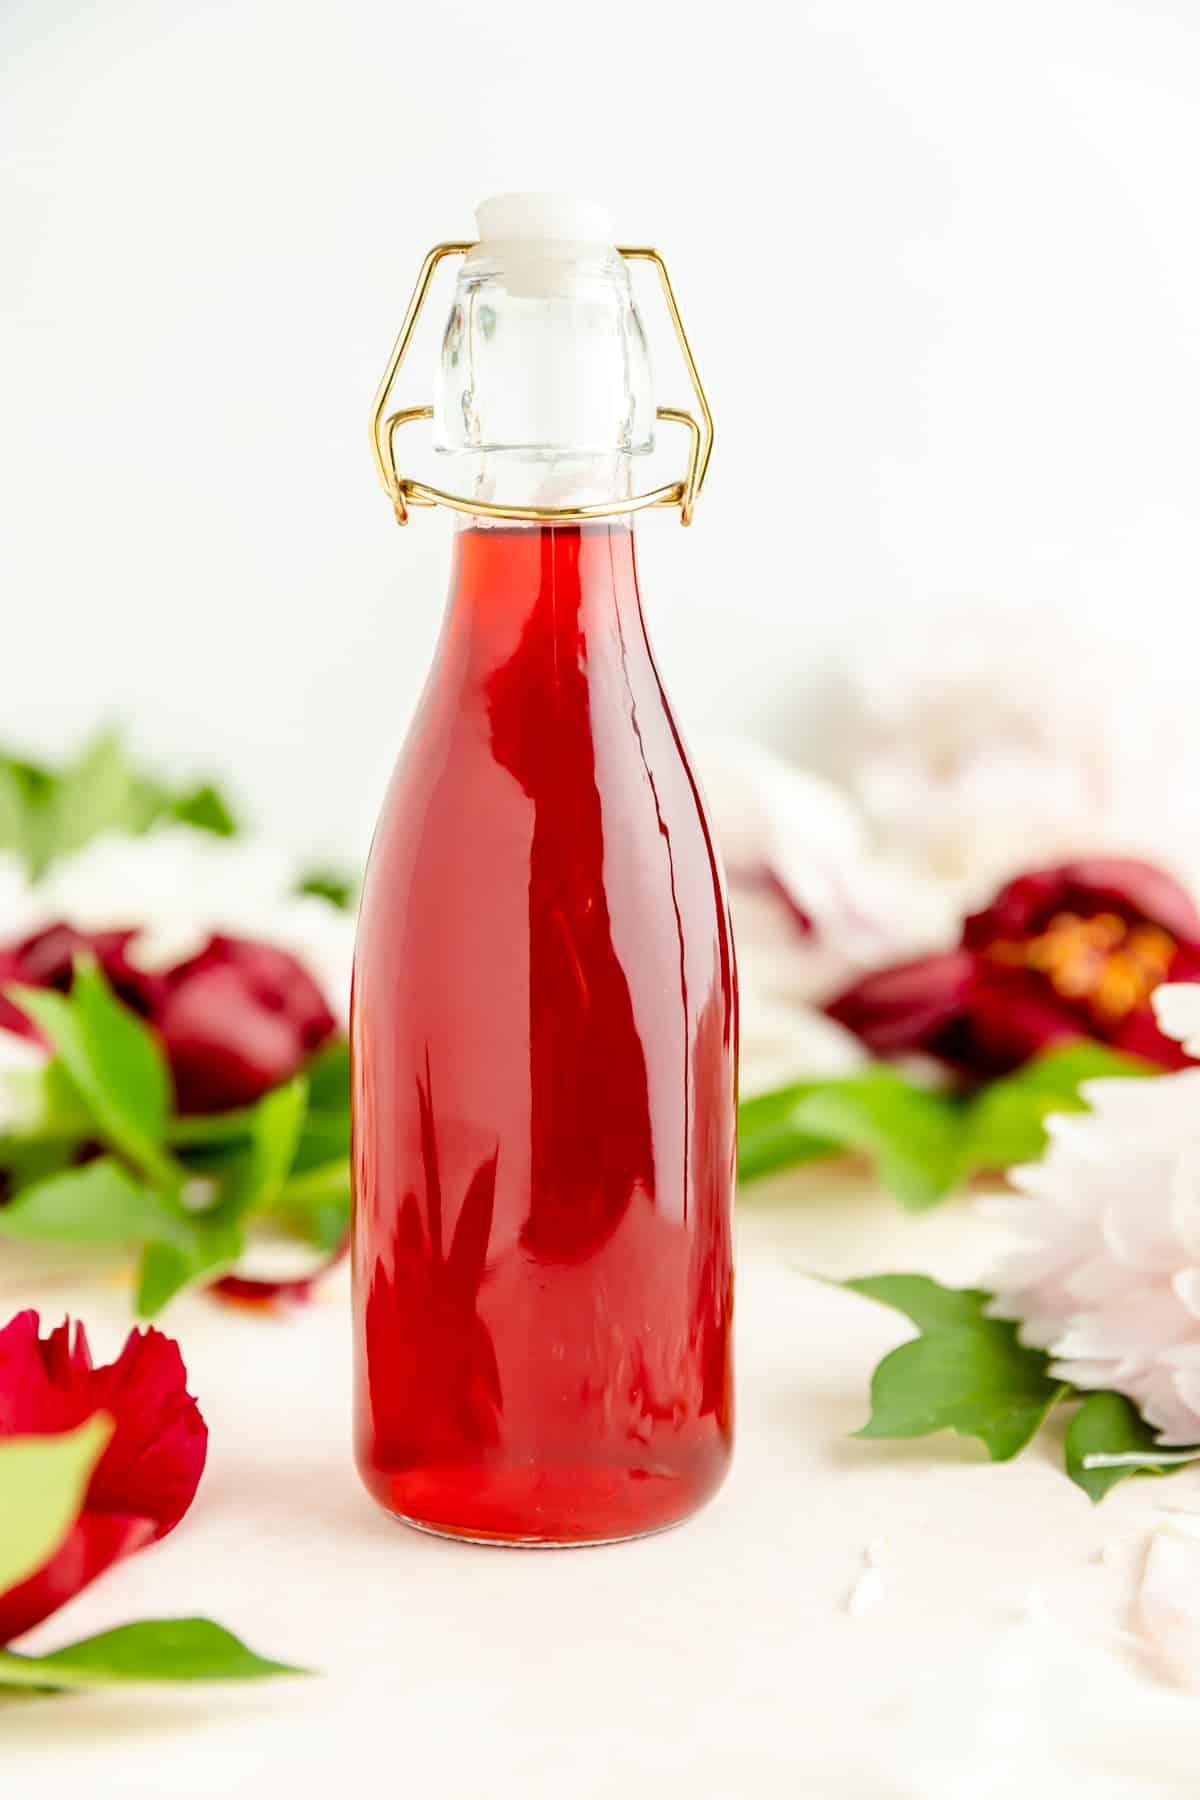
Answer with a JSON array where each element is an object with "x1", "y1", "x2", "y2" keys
[
  {"x1": 436, "y1": 193, "x2": 654, "y2": 462},
  {"x1": 461, "y1": 193, "x2": 624, "y2": 303},
  {"x1": 370, "y1": 194, "x2": 713, "y2": 524},
  {"x1": 474, "y1": 192, "x2": 615, "y2": 246}
]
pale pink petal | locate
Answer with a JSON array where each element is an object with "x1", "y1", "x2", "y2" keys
[
  {"x1": 1066, "y1": 1256, "x2": 1149, "y2": 1307},
  {"x1": 982, "y1": 1056, "x2": 1200, "y2": 1446},
  {"x1": 1170, "y1": 1141, "x2": 1200, "y2": 1262},
  {"x1": 1137, "y1": 1522, "x2": 1200, "y2": 1689},
  {"x1": 1047, "y1": 1356, "x2": 1122, "y2": 1391},
  {"x1": 1102, "y1": 1180, "x2": 1189, "y2": 1273},
  {"x1": 1166, "y1": 1369, "x2": 1200, "y2": 1440},
  {"x1": 1010, "y1": 1154, "x2": 1099, "y2": 1221},
  {"x1": 1053, "y1": 1290, "x2": 1191, "y2": 1364},
  {"x1": 1171, "y1": 1269, "x2": 1200, "y2": 1320},
  {"x1": 1137, "y1": 1368, "x2": 1200, "y2": 1445},
  {"x1": 1084, "y1": 1071, "x2": 1200, "y2": 1146}
]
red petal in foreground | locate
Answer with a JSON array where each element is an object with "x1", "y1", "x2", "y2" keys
[{"x1": 0, "y1": 1311, "x2": 207, "y2": 1644}]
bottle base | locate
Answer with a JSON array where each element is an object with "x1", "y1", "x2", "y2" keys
[
  {"x1": 389, "y1": 1510, "x2": 689, "y2": 1550},
  {"x1": 358, "y1": 1451, "x2": 730, "y2": 1547}
]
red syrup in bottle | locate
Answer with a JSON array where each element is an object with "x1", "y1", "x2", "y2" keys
[{"x1": 352, "y1": 519, "x2": 736, "y2": 1543}]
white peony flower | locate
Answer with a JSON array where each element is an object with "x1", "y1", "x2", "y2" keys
[
  {"x1": 836, "y1": 607, "x2": 1200, "y2": 897},
  {"x1": 0, "y1": 827, "x2": 354, "y2": 1025},
  {"x1": 985, "y1": 982, "x2": 1200, "y2": 1444},
  {"x1": 696, "y1": 737, "x2": 956, "y2": 1093}
]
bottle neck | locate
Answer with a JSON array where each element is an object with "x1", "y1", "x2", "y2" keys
[
  {"x1": 442, "y1": 518, "x2": 646, "y2": 684},
  {"x1": 442, "y1": 452, "x2": 636, "y2": 515}
]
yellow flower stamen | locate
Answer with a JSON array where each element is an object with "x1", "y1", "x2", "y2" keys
[{"x1": 986, "y1": 911, "x2": 1176, "y2": 1023}]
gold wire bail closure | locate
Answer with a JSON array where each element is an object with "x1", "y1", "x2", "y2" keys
[{"x1": 370, "y1": 243, "x2": 714, "y2": 527}]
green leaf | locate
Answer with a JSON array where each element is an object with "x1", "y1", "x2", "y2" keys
[
  {"x1": 0, "y1": 1136, "x2": 78, "y2": 1190},
  {"x1": 0, "y1": 1416, "x2": 114, "y2": 1594},
  {"x1": 789, "y1": 1071, "x2": 964, "y2": 1211},
  {"x1": 291, "y1": 1111, "x2": 351, "y2": 1173},
  {"x1": 0, "y1": 1157, "x2": 175, "y2": 1248},
  {"x1": 843, "y1": 1273, "x2": 992, "y2": 1334},
  {"x1": 857, "y1": 1325, "x2": 1067, "y2": 1461},
  {"x1": 0, "y1": 766, "x2": 29, "y2": 861},
  {"x1": 737, "y1": 1081, "x2": 837, "y2": 1183},
  {"x1": 221, "y1": 1077, "x2": 307, "y2": 1222},
  {"x1": 846, "y1": 1271, "x2": 1067, "y2": 1461},
  {"x1": 136, "y1": 1218, "x2": 245, "y2": 1317},
  {"x1": 38, "y1": 732, "x2": 141, "y2": 870},
  {"x1": 9, "y1": 961, "x2": 178, "y2": 1188},
  {"x1": 0, "y1": 754, "x2": 55, "y2": 806},
  {"x1": 10, "y1": 1057, "x2": 96, "y2": 1143},
  {"x1": 296, "y1": 866, "x2": 358, "y2": 910},
  {"x1": 960, "y1": 1041, "x2": 1156, "y2": 1173},
  {"x1": 166, "y1": 1107, "x2": 258, "y2": 1152},
  {"x1": 739, "y1": 1041, "x2": 1161, "y2": 1206},
  {"x1": 135, "y1": 1078, "x2": 307, "y2": 1314},
  {"x1": 1065, "y1": 1390, "x2": 1196, "y2": 1503},
  {"x1": 169, "y1": 782, "x2": 238, "y2": 836},
  {"x1": 289, "y1": 1042, "x2": 351, "y2": 1177},
  {"x1": 0, "y1": 754, "x2": 58, "y2": 874},
  {"x1": 273, "y1": 1158, "x2": 351, "y2": 1249},
  {"x1": 0, "y1": 736, "x2": 241, "y2": 874},
  {"x1": 304, "y1": 1039, "x2": 351, "y2": 1113},
  {"x1": 0, "y1": 1618, "x2": 308, "y2": 1688}
]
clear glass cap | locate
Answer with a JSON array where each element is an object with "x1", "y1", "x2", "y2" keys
[{"x1": 433, "y1": 195, "x2": 655, "y2": 490}]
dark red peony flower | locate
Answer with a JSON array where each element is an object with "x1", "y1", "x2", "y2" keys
[
  {"x1": 827, "y1": 857, "x2": 1200, "y2": 1078},
  {"x1": 0, "y1": 924, "x2": 163, "y2": 1042},
  {"x1": 157, "y1": 936, "x2": 335, "y2": 1114},
  {"x1": 0, "y1": 1310, "x2": 207, "y2": 1644},
  {"x1": 1, "y1": 924, "x2": 336, "y2": 1114}
]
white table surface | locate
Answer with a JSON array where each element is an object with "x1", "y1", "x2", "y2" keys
[{"x1": 4, "y1": 1166, "x2": 1200, "y2": 1799}]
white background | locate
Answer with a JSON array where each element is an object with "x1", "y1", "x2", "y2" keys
[{"x1": 4, "y1": 0, "x2": 1200, "y2": 862}]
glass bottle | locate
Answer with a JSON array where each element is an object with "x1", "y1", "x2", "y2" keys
[{"x1": 352, "y1": 195, "x2": 736, "y2": 1545}]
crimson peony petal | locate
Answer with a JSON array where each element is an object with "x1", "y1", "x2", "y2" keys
[
  {"x1": 830, "y1": 857, "x2": 1200, "y2": 1080},
  {"x1": 5, "y1": 923, "x2": 164, "y2": 1025},
  {"x1": 0, "y1": 948, "x2": 35, "y2": 1040},
  {"x1": 159, "y1": 936, "x2": 336, "y2": 1113},
  {"x1": 0, "y1": 919, "x2": 338, "y2": 1116},
  {"x1": 35, "y1": 1315, "x2": 94, "y2": 1395},
  {"x1": 964, "y1": 858, "x2": 1200, "y2": 950},
  {"x1": 0, "y1": 1311, "x2": 89, "y2": 1437},
  {"x1": 85, "y1": 1328, "x2": 208, "y2": 1538},
  {"x1": 1109, "y1": 1006, "x2": 1196, "y2": 1071},
  {"x1": 967, "y1": 968, "x2": 1086, "y2": 1070},
  {"x1": 211, "y1": 1235, "x2": 349, "y2": 1308},
  {"x1": 825, "y1": 949, "x2": 976, "y2": 1057},
  {"x1": 0, "y1": 1311, "x2": 206, "y2": 1644},
  {"x1": 0, "y1": 1513, "x2": 154, "y2": 1647}
]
